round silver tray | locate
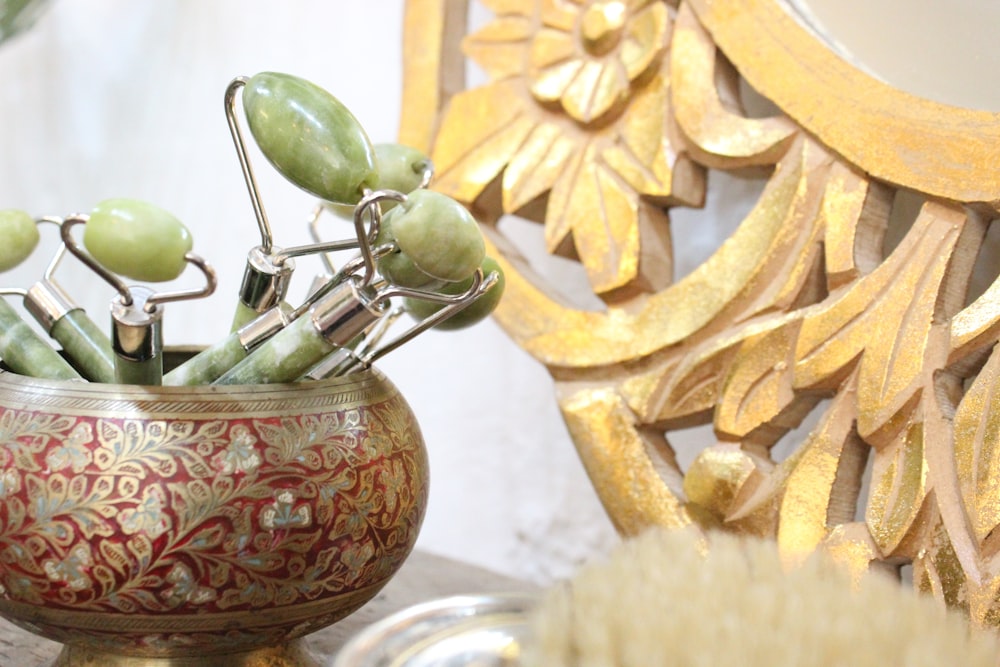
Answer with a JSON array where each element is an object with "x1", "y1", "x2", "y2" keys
[{"x1": 330, "y1": 592, "x2": 537, "y2": 667}]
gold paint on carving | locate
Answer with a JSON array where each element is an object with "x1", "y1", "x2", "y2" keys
[
  {"x1": 686, "y1": 0, "x2": 1000, "y2": 208},
  {"x1": 682, "y1": 444, "x2": 764, "y2": 524},
  {"x1": 559, "y1": 385, "x2": 691, "y2": 535},
  {"x1": 670, "y1": 3, "x2": 795, "y2": 168},
  {"x1": 402, "y1": 0, "x2": 1000, "y2": 629},
  {"x1": 954, "y1": 345, "x2": 1000, "y2": 547}
]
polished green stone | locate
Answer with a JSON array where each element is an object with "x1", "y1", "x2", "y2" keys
[
  {"x1": 373, "y1": 143, "x2": 431, "y2": 199},
  {"x1": 164, "y1": 331, "x2": 247, "y2": 386},
  {"x1": 0, "y1": 208, "x2": 39, "y2": 271},
  {"x1": 326, "y1": 142, "x2": 431, "y2": 218},
  {"x1": 0, "y1": 299, "x2": 81, "y2": 381},
  {"x1": 243, "y1": 72, "x2": 378, "y2": 204},
  {"x1": 84, "y1": 198, "x2": 193, "y2": 282},
  {"x1": 215, "y1": 315, "x2": 336, "y2": 385},
  {"x1": 403, "y1": 256, "x2": 506, "y2": 330},
  {"x1": 376, "y1": 189, "x2": 485, "y2": 287},
  {"x1": 51, "y1": 309, "x2": 115, "y2": 383}
]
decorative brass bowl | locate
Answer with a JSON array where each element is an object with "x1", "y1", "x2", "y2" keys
[{"x1": 0, "y1": 357, "x2": 428, "y2": 666}]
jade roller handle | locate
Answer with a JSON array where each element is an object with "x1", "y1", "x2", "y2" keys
[{"x1": 0, "y1": 298, "x2": 81, "y2": 381}]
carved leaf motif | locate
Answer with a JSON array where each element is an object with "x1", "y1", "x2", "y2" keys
[
  {"x1": 257, "y1": 417, "x2": 330, "y2": 469},
  {"x1": 432, "y1": 79, "x2": 536, "y2": 206},
  {"x1": 547, "y1": 142, "x2": 669, "y2": 295},
  {"x1": 775, "y1": 394, "x2": 865, "y2": 557},
  {"x1": 0, "y1": 412, "x2": 75, "y2": 472},
  {"x1": 187, "y1": 524, "x2": 225, "y2": 552},
  {"x1": 955, "y1": 344, "x2": 1000, "y2": 547},
  {"x1": 866, "y1": 419, "x2": 929, "y2": 557},
  {"x1": 912, "y1": 516, "x2": 970, "y2": 616},
  {"x1": 502, "y1": 120, "x2": 581, "y2": 216},
  {"x1": 461, "y1": 13, "x2": 533, "y2": 81},
  {"x1": 123, "y1": 534, "x2": 152, "y2": 571},
  {"x1": 795, "y1": 202, "x2": 962, "y2": 443},
  {"x1": 716, "y1": 321, "x2": 802, "y2": 446}
]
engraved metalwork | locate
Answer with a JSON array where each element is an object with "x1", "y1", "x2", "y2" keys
[{"x1": 0, "y1": 366, "x2": 428, "y2": 662}]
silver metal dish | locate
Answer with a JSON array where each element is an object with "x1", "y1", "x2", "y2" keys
[{"x1": 330, "y1": 592, "x2": 537, "y2": 667}]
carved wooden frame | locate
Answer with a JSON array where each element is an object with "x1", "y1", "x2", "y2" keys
[{"x1": 401, "y1": 0, "x2": 1000, "y2": 626}]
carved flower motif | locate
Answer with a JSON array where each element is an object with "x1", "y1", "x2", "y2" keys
[
  {"x1": 433, "y1": 0, "x2": 699, "y2": 298},
  {"x1": 163, "y1": 562, "x2": 217, "y2": 606},
  {"x1": 528, "y1": 0, "x2": 668, "y2": 124}
]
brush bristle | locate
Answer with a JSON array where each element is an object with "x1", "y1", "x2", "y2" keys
[{"x1": 520, "y1": 527, "x2": 1000, "y2": 666}]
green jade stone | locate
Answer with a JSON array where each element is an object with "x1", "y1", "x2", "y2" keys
[
  {"x1": 403, "y1": 256, "x2": 506, "y2": 330},
  {"x1": 327, "y1": 143, "x2": 431, "y2": 218},
  {"x1": 243, "y1": 72, "x2": 378, "y2": 205},
  {"x1": 84, "y1": 198, "x2": 193, "y2": 282},
  {"x1": 163, "y1": 332, "x2": 248, "y2": 386},
  {"x1": 374, "y1": 143, "x2": 432, "y2": 197},
  {"x1": 376, "y1": 189, "x2": 485, "y2": 288},
  {"x1": 214, "y1": 314, "x2": 337, "y2": 385},
  {"x1": 0, "y1": 209, "x2": 39, "y2": 272},
  {"x1": 230, "y1": 300, "x2": 263, "y2": 333},
  {"x1": 0, "y1": 299, "x2": 81, "y2": 381},
  {"x1": 50, "y1": 309, "x2": 116, "y2": 383},
  {"x1": 116, "y1": 356, "x2": 162, "y2": 386}
]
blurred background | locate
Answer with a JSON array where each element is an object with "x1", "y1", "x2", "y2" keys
[{"x1": 0, "y1": 0, "x2": 619, "y2": 584}]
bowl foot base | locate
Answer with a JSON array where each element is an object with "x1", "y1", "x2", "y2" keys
[{"x1": 49, "y1": 638, "x2": 322, "y2": 667}]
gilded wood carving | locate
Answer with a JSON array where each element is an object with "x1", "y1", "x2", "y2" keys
[{"x1": 401, "y1": 0, "x2": 1000, "y2": 626}]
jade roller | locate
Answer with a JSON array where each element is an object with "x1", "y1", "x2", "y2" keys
[
  {"x1": 214, "y1": 262, "x2": 485, "y2": 386},
  {"x1": 0, "y1": 214, "x2": 115, "y2": 381},
  {"x1": 224, "y1": 71, "x2": 380, "y2": 331},
  {"x1": 300, "y1": 305, "x2": 405, "y2": 380},
  {"x1": 213, "y1": 272, "x2": 389, "y2": 385},
  {"x1": 162, "y1": 301, "x2": 293, "y2": 386},
  {"x1": 402, "y1": 256, "x2": 507, "y2": 331},
  {"x1": 61, "y1": 199, "x2": 217, "y2": 385},
  {"x1": 373, "y1": 188, "x2": 486, "y2": 289},
  {"x1": 0, "y1": 210, "x2": 82, "y2": 381},
  {"x1": 322, "y1": 142, "x2": 434, "y2": 221}
]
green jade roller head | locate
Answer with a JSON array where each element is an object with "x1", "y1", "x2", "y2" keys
[
  {"x1": 402, "y1": 256, "x2": 506, "y2": 331},
  {"x1": 63, "y1": 198, "x2": 217, "y2": 385},
  {"x1": 323, "y1": 143, "x2": 434, "y2": 220},
  {"x1": 374, "y1": 188, "x2": 486, "y2": 289},
  {"x1": 225, "y1": 185, "x2": 498, "y2": 383},
  {"x1": 242, "y1": 71, "x2": 378, "y2": 206}
]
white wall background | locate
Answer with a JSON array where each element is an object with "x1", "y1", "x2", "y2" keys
[{"x1": 0, "y1": 0, "x2": 619, "y2": 585}]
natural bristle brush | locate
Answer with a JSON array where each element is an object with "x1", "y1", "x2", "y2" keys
[{"x1": 519, "y1": 527, "x2": 1000, "y2": 667}]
